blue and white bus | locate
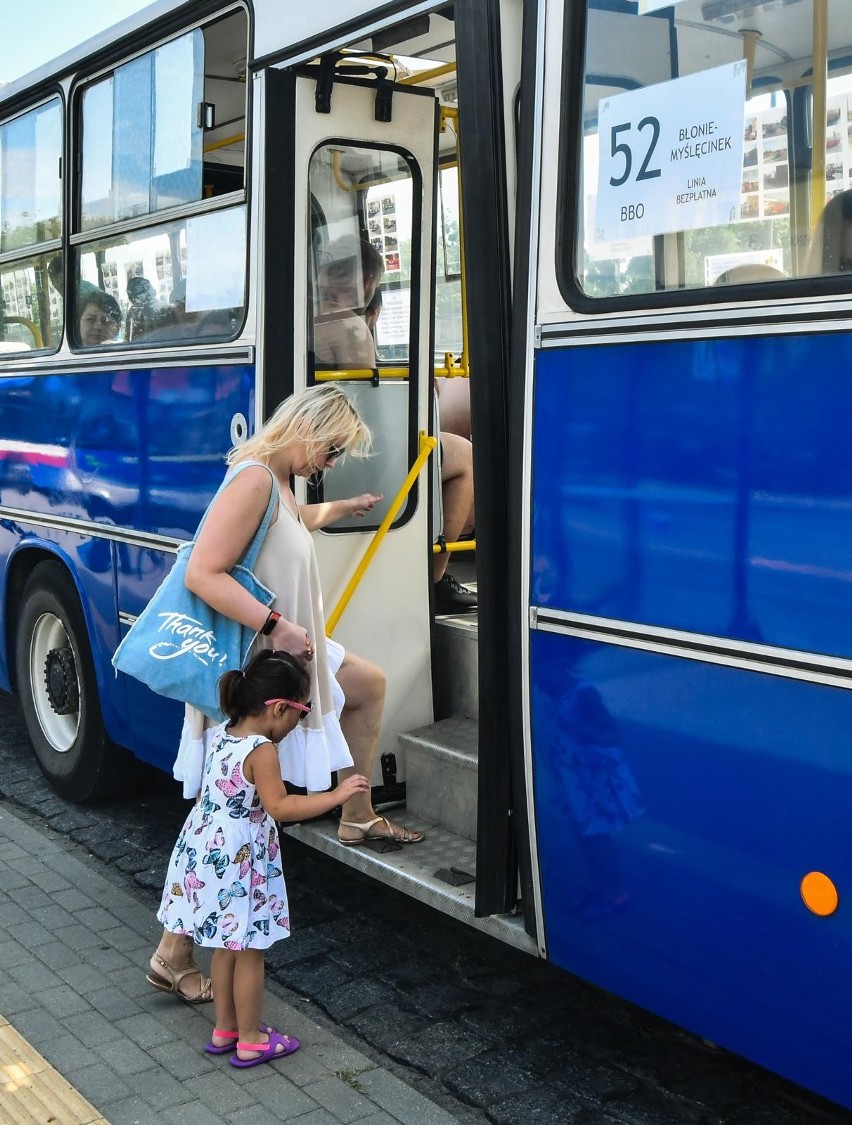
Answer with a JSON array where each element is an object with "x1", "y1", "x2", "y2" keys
[{"x1": 2, "y1": 0, "x2": 852, "y2": 1108}]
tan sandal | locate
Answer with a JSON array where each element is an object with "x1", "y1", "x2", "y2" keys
[
  {"x1": 338, "y1": 815, "x2": 424, "y2": 847},
  {"x1": 146, "y1": 954, "x2": 213, "y2": 1004}
]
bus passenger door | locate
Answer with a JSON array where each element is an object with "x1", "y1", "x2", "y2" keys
[{"x1": 260, "y1": 67, "x2": 439, "y2": 772}]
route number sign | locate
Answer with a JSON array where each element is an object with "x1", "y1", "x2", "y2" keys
[{"x1": 594, "y1": 62, "x2": 747, "y2": 243}]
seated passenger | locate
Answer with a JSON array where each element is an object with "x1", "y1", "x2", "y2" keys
[
  {"x1": 359, "y1": 279, "x2": 476, "y2": 614},
  {"x1": 807, "y1": 190, "x2": 852, "y2": 274},
  {"x1": 78, "y1": 290, "x2": 121, "y2": 347},
  {"x1": 143, "y1": 280, "x2": 234, "y2": 342},
  {"x1": 313, "y1": 237, "x2": 384, "y2": 369},
  {"x1": 124, "y1": 276, "x2": 176, "y2": 342}
]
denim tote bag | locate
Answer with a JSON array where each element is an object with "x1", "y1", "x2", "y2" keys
[{"x1": 112, "y1": 461, "x2": 277, "y2": 720}]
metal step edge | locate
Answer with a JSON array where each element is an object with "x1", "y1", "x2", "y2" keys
[
  {"x1": 397, "y1": 734, "x2": 478, "y2": 770},
  {"x1": 282, "y1": 814, "x2": 536, "y2": 956}
]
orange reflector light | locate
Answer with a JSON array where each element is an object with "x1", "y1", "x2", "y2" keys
[{"x1": 800, "y1": 871, "x2": 839, "y2": 916}]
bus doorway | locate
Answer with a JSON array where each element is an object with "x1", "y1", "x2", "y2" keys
[{"x1": 255, "y1": 11, "x2": 528, "y2": 947}]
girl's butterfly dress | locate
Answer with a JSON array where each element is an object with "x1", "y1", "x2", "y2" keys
[{"x1": 157, "y1": 731, "x2": 290, "y2": 950}]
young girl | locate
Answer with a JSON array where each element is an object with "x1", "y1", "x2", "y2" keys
[{"x1": 157, "y1": 650, "x2": 369, "y2": 1068}]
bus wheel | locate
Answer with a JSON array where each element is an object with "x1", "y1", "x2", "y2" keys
[{"x1": 15, "y1": 560, "x2": 125, "y2": 803}]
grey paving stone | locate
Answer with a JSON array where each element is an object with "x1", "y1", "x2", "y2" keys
[
  {"x1": 76, "y1": 905, "x2": 127, "y2": 931},
  {"x1": 87, "y1": 985, "x2": 145, "y2": 1022},
  {"x1": 33, "y1": 938, "x2": 87, "y2": 971},
  {"x1": 345, "y1": 1004, "x2": 431, "y2": 1056},
  {"x1": 125, "y1": 1067, "x2": 197, "y2": 1110},
  {"x1": 51, "y1": 921, "x2": 101, "y2": 951},
  {"x1": 356, "y1": 1068, "x2": 462, "y2": 1125},
  {"x1": 95, "y1": 1036, "x2": 168, "y2": 1077},
  {"x1": 0, "y1": 869, "x2": 32, "y2": 892},
  {"x1": 389, "y1": 1022, "x2": 490, "y2": 1076},
  {"x1": 243, "y1": 1071, "x2": 320, "y2": 1116},
  {"x1": 95, "y1": 1095, "x2": 159, "y2": 1124},
  {"x1": 443, "y1": 1052, "x2": 537, "y2": 1108},
  {"x1": 8, "y1": 1006, "x2": 67, "y2": 1045},
  {"x1": 64, "y1": 1008, "x2": 120, "y2": 1048},
  {"x1": 81, "y1": 944, "x2": 138, "y2": 973},
  {"x1": 279, "y1": 1111, "x2": 339, "y2": 1125},
  {"x1": 8, "y1": 959, "x2": 65, "y2": 994},
  {"x1": 225, "y1": 1105, "x2": 286, "y2": 1125},
  {"x1": 324, "y1": 977, "x2": 400, "y2": 1023},
  {"x1": 302, "y1": 1075, "x2": 375, "y2": 1122},
  {"x1": 164, "y1": 1099, "x2": 236, "y2": 1125},
  {"x1": 58, "y1": 962, "x2": 114, "y2": 994},
  {"x1": 37, "y1": 984, "x2": 94, "y2": 1019},
  {"x1": 0, "y1": 937, "x2": 33, "y2": 969},
  {"x1": 354, "y1": 1115, "x2": 411, "y2": 1125},
  {"x1": 6, "y1": 920, "x2": 56, "y2": 947},
  {"x1": 0, "y1": 979, "x2": 40, "y2": 1016},
  {"x1": 486, "y1": 1085, "x2": 588, "y2": 1125},
  {"x1": 0, "y1": 902, "x2": 30, "y2": 929},
  {"x1": 63, "y1": 1060, "x2": 133, "y2": 1106},
  {"x1": 147, "y1": 1039, "x2": 218, "y2": 1080},
  {"x1": 53, "y1": 887, "x2": 98, "y2": 912},
  {"x1": 7, "y1": 883, "x2": 53, "y2": 911},
  {"x1": 115, "y1": 1011, "x2": 181, "y2": 1051},
  {"x1": 42, "y1": 1032, "x2": 112, "y2": 1075},
  {"x1": 194, "y1": 1068, "x2": 270, "y2": 1115},
  {"x1": 110, "y1": 965, "x2": 160, "y2": 999},
  {"x1": 27, "y1": 868, "x2": 69, "y2": 893}
]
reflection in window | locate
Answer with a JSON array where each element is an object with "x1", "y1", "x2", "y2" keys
[
  {"x1": 74, "y1": 205, "x2": 246, "y2": 348},
  {"x1": 309, "y1": 144, "x2": 415, "y2": 373},
  {"x1": 436, "y1": 165, "x2": 463, "y2": 356},
  {"x1": 575, "y1": 0, "x2": 852, "y2": 299},
  {"x1": 0, "y1": 254, "x2": 62, "y2": 352},
  {"x1": 81, "y1": 30, "x2": 204, "y2": 229},
  {"x1": 0, "y1": 100, "x2": 62, "y2": 254}
]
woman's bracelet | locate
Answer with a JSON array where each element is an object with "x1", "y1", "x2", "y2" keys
[{"x1": 260, "y1": 610, "x2": 281, "y2": 637}]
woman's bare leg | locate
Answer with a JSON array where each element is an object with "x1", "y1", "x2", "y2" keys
[
  {"x1": 336, "y1": 651, "x2": 423, "y2": 843},
  {"x1": 148, "y1": 932, "x2": 213, "y2": 1002}
]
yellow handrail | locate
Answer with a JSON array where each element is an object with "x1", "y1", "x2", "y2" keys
[
  {"x1": 433, "y1": 538, "x2": 476, "y2": 554},
  {"x1": 3, "y1": 316, "x2": 43, "y2": 349},
  {"x1": 326, "y1": 432, "x2": 438, "y2": 635}
]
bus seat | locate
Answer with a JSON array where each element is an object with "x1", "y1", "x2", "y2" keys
[
  {"x1": 807, "y1": 189, "x2": 852, "y2": 275},
  {"x1": 713, "y1": 264, "x2": 787, "y2": 285}
]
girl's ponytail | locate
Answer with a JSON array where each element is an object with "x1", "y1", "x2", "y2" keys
[{"x1": 218, "y1": 650, "x2": 311, "y2": 724}]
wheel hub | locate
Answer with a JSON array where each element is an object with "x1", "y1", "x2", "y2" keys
[{"x1": 43, "y1": 646, "x2": 79, "y2": 716}]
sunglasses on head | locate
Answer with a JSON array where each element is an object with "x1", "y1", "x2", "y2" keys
[
  {"x1": 265, "y1": 698, "x2": 312, "y2": 721},
  {"x1": 324, "y1": 444, "x2": 346, "y2": 462}
]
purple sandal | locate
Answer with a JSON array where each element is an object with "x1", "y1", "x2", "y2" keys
[
  {"x1": 204, "y1": 1024, "x2": 276, "y2": 1055},
  {"x1": 229, "y1": 1030, "x2": 300, "y2": 1068}
]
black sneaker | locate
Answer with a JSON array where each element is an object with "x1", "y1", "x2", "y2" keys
[{"x1": 434, "y1": 572, "x2": 477, "y2": 614}]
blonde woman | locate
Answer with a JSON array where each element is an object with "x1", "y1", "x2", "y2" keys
[{"x1": 147, "y1": 384, "x2": 423, "y2": 1003}]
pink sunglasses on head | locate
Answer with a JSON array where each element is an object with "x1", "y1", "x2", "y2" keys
[{"x1": 265, "y1": 698, "x2": 312, "y2": 721}]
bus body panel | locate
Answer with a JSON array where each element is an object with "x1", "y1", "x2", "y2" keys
[
  {"x1": 532, "y1": 334, "x2": 852, "y2": 660},
  {"x1": 529, "y1": 336, "x2": 852, "y2": 1107},
  {"x1": 0, "y1": 361, "x2": 255, "y2": 769},
  {"x1": 530, "y1": 628, "x2": 852, "y2": 1109}
]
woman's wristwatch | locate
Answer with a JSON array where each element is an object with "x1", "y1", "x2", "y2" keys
[{"x1": 260, "y1": 610, "x2": 281, "y2": 637}]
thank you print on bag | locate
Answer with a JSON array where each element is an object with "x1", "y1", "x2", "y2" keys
[
  {"x1": 112, "y1": 462, "x2": 277, "y2": 718},
  {"x1": 149, "y1": 611, "x2": 230, "y2": 666}
]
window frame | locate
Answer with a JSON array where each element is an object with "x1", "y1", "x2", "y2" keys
[
  {"x1": 68, "y1": 2, "x2": 251, "y2": 352},
  {"x1": 0, "y1": 90, "x2": 65, "y2": 356},
  {"x1": 557, "y1": 0, "x2": 852, "y2": 314}
]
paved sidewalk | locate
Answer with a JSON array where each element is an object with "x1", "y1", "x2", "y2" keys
[{"x1": 0, "y1": 801, "x2": 460, "y2": 1125}]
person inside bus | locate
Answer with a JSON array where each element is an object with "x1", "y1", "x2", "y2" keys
[
  {"x1": 147, "y1": 384, "x2": 424, "y2": 1004},
  {"x1": 124, "y1": 275, "x2": 176, "y2": 342},
  {"x1": 359, "y1": 280, "x2": 476, "y2": 614},
  {"x1": 143, "y1": 279, "x2": 234, "y2": 342},
  {"x1": 77, "y1": 289, "x2": 121, "y2": 347},
  {"x1": 313, "y1": 237, "x2": 384, "y2": 369},
  {"x1": 807, "y1": 189, "x2": 852, "y2": 275}
]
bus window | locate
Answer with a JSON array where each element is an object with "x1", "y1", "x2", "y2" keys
[
  {"x1": 436, "y1": 164, "x2": 463, "y2": 357},
  {"x1": 574, "y1": 0, "x2": 852, "y2": 301},
  {"x1": 0, "y1": 99, "x2": 62, "y2": 351},
  {"x1": 73, "y1": 9, "x2": 248, "y2": 350},
  {"x1": 74, "y1": 206, "x2": 246, "y2": 347},
  {"x1": 308, "y1": 142, "x2": 418, "y2": 531}
]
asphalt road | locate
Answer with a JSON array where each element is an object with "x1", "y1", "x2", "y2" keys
[{"x1": 0, "y1": 689, "x2": 848, "y2": 1125}]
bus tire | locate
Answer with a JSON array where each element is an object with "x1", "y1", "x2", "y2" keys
[{"x1": 14, "y1": 560, "x2": 127, "y2": 803}]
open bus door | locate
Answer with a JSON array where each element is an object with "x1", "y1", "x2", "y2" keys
[{"x1": 258, "y1": 66, "x2": 439, "y2": 803}]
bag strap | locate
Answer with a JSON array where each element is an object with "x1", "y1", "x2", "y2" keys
[{"x1": 192, "y1": 460, "x2": 278, "y2": 569}]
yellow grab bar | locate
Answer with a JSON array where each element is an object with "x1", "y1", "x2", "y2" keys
[
  {"x1": 433, "y1": 538, "x2": 476, "y2": 554},
  {"x1": 3, "y1": 316, "x2": 43, "y2": 349},
  {"x1": 326, "y1": 432, "x2": 438, "y2": 635}
]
